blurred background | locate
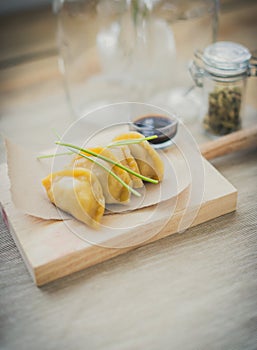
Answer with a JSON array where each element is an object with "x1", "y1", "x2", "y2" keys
[{"x1": 0, "y1": 0, "x2": 256, "y2": 149}]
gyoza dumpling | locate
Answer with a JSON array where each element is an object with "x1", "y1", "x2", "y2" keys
[
  {"x1": 112, "y1": 132, "x2": 164, "y2": 181},
  {"x1": 109, "y1": 145, "x2": 144, "y2": 189},
  {"x1": 71, "y1": 147, "x2": 132, "y2": 204},
  {"x1": 42, "y1": 168, "x2": 105, "y2": 229}
]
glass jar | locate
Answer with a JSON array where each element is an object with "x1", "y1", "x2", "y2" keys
[
  {"x1": 53, "y1": 0, "x2": 219, "y2": 119},
  {"x1": 190, "y1": 41, "x2": 257, "y2": 136}
]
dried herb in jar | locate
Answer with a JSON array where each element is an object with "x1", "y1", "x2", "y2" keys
[{"x1": 203, "y1": 86, "x2": 242, "y2": 135}]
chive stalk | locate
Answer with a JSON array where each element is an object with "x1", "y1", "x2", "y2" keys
[
  {"x1": 37, "y1": 151, "x2": 73, "y2": 160},
  {"x1": 55, "y1": 141, "x2": 158, "y2": 184},
  {"x1": 37, "y1": 135, "x2": 157, "y2": 160},
  {"x1": 107, "y1": 135, "x2": 158, "y2": 148},
  {"x1": 68, "y1": 148, "x2": 141, "y2": 197}
]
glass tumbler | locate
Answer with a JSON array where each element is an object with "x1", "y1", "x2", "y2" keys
[{"x1": 54, "y1": 0, "x2": 219, "y2": 119}]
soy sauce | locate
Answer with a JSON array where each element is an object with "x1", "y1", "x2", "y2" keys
[{"x1": 132, "y1": 115, "x2": 177, "y2": 145}]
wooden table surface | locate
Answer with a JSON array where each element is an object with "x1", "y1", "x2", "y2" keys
[{"x1": 0, "y1": 2, "x2": 257, "y2": 349}]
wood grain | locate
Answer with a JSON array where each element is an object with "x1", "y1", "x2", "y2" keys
[
  {"x1": 0, "y1": 159, "x2": 237, "y2": 286},
  {"x1": 200, "y1": 125, "x2": 257, "y2": 160}
]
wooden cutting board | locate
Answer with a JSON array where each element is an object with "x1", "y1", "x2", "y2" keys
[{"x1": 0, "y1": 157, "x2": 237, "y2": 286}]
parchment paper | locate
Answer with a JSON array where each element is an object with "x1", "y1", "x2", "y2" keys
[
  {"x1": 5, "y1": 139, "x2": 70, "y2": 220},
  {"x1": 5, "y1": 137, "x2": 190, "y2": 221}
]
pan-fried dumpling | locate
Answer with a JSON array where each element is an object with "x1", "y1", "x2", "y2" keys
[
  {"x1": 71, "y1": 147, "x2": 132, "y2": 204},
  {"x1": 112, "y1": 132, "x2": 164, "y2": 181},
  {"x1": 42, "y1": 168, "x2": 105, "y2": 229},
  {"x1": 109, "y1": 145, "x2": 144, "y2": 189}
]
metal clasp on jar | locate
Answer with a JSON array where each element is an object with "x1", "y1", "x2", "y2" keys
[
  {"x1": 188, "y1": 49, "x2": 204, "y2": 88},
  {"x1": 249, "y1": 53, "x2": 257, "y2": 77}
]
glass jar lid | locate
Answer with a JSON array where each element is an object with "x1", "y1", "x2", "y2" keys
[{"x1": 201, "y1": 41, "x2": 251, "y2": 76}]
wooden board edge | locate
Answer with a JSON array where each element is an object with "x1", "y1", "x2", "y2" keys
[
  {"x1": 33, "y1": 189, "x2": 238, "y2": 287},
  {"x1": 0, "y1": 202, "x2": 37, "y2": 284}
]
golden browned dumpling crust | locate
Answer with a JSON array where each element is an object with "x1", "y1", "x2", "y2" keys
[
  {"x1": 71, "y1": 147, "x2": 132, "y2": 204},
  {"x1": 42, "y1": 167, "x2": 105, "y2": 229},
  {"x1": 113, "y1": 132, "x2": 164, "y2": 181},
  {"x1": 109, "y1": 145, "x2": 144, "y2": 189}
]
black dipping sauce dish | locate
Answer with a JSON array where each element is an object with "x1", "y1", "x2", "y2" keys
[{"x1": 130, "y1": 114, "x2": 178, "y2": 149}]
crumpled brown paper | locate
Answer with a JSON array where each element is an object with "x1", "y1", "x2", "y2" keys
[
  {"x1": 5, "y1": 139, "x2": 70, "y2": 220},
  {"x1": 5, "y1": 136, "x2": 190, "y2": 221}
]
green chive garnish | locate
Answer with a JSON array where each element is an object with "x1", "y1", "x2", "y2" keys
[
  {"x1": 37, "y1": 151, "x2": 73, "y2": 160},
  {"x1": 55, "y1": 141, "x2": 159, "y2": 184},
  {"x1": 37, "y1": 135, "x2": 157, "y2": 161},
  {"x1": 67, "y1": 147, "x2": 141, "y2": 197},
  {"x1": 107, "y1": 135, "x2": 158, "y2": 148}
]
